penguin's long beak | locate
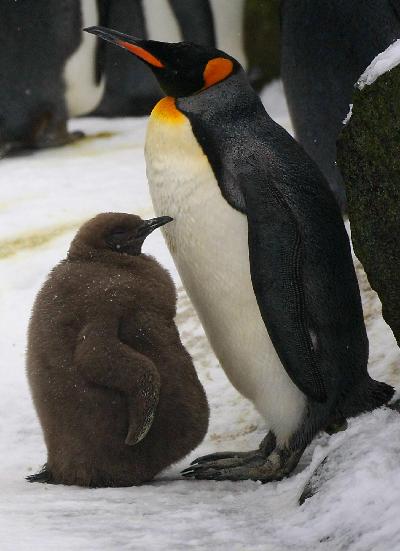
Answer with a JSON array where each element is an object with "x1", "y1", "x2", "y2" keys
[
  {"x1": 84, "y1": 26, "x2": 165, "y2": 68},
  {"x1": 136, "y1": 216, "x2": 173, "y2": 238}
]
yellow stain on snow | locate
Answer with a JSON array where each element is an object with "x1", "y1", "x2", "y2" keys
[
  {"x1": 0, "y1": 207, "x2": 156, "y2": 260},
  {"x1": 72, "y1": 131, "x2": 116, "y2": 144},
  {"x1": 0, "y1": 223, "x2": 80, "y2": 260}
]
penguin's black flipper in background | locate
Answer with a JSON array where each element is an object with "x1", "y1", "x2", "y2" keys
[{"x1": 168, "y1": 0, "x2": 215, "y2": 46}]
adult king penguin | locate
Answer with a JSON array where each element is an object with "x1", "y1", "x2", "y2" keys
[{"x1": 85, "y1": 27, "x2": 394, "y2": 482}]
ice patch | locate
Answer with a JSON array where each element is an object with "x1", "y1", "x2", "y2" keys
[{"x1": 357, "y1": 39, "x2": 400, "y2": 89}]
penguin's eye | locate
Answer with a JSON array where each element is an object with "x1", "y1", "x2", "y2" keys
[
  {"x1": 111, "y1": 228, "x2": 126, "y2": 237},
  {"x1": 105, "y1": 228, "x2": 130, "y2": 249}
]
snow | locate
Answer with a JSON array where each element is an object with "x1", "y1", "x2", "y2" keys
[
  {"x1": 1, "y1": 81, "x2": 400, "y2": 550},
  {"x1": 342, "y1": 104, "x2": 353, "y2": 125},
  {"x1": 357, "y1": 39, "x2": 400, "y2": 89}
]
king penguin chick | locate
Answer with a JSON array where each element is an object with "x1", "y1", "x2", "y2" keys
[
  {"x1": 26, "y1": 213, "x2": 209, "y2": 487},
  {"x1": 85, "y1": 27, "x2": 394, "y2": 484}
]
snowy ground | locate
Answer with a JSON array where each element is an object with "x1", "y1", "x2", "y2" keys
[{"x1": 1, "y1": 82, "x2": 400, "y2": 550}]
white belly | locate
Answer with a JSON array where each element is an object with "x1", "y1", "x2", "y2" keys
[
  {"x1": 145, "y1": 107, "x2": 305, "y2": 442},
  {"x1": 64, "y1": 0, "x2": 105, "y2": 116}
]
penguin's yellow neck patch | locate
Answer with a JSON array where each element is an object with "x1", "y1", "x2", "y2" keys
[{"x1": 150, "y1": 97, "x2": 185, "y2": 124}]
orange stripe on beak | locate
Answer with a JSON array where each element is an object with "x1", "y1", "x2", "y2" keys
[{"x1": 118, "y1": 41, "x2": 164, "y2": 68}]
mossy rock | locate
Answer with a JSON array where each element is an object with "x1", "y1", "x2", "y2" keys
[
  {"x1": 244, "y1": 0, "x2": 281, "y2": 90},
  {"x1": 337, "y1": 65, "x2": 400, "y2": 344}
]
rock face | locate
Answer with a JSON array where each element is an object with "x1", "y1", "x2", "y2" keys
[{"x1": 337, "y1": 60, "x2": 400, "y2": 345}]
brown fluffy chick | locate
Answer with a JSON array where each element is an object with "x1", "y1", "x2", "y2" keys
[{"x1": 26, "y1": 212, "x2": 209, "y2": 487}]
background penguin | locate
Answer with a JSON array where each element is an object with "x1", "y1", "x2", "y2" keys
[
  {"x1": 92, "y1": 0, "x2": 164, "y2": 117},
  {"x1": 86, "y1": 28, "x2": 394, "y2": 482},
  {"x1": 0, "y1": 0, "x2": 104, "y2": 157},
  {"x1": 26, "y1": 212, "x2": 209, "y2": 487},
  {"x1": 280, "y1": 0, "x2": 400, "y2": 211},
  {"x1": 0, "y1": 0, "x2": 81, "y2": 156}
]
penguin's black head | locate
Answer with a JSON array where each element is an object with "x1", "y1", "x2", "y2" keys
[
  {"x1": 84, "y1": 26, "x2": 238, "y2": 98},
  {"x1": 69, "y1": 213, "x2": 173, "y2": 259}
]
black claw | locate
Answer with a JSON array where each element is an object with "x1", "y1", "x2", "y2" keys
[
  {"x1": 190, "y1": 452, "x2": 240, "y2": 465},
  {"x1": 183, "y1": 463, "x2": 206, "y2": 473},
  {"x1": 181, "y1": 468, "x2": 195, "y2": 476},
  {"x1": 190, "y1": 456, "x2": 213, "y2": 466}
]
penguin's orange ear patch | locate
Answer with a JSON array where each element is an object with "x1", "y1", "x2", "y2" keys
[
  {"x1": 117, "y1": 41, "x2": 164, "y2": 68},
  {"x1": 203, "y1": 57, "x2": 233, "y2": 89}
]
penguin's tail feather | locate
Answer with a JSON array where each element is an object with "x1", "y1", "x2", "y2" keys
[
  {"x1": 26, "y1": 464, "x2": 53, "y2": 484},
  {"x1": 343, "y1": 377, "x2": 394, "y2": 418}
]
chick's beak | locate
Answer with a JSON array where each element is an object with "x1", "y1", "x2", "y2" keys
[
  {"x1": 136, "y1": 216, "x2": 173, "y2": 238},
  {"x1": 84, "y1": 26, "x2": 164, "y2": 68}
]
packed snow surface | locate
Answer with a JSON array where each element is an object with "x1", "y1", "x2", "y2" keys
[
  {"x1": 357, "y1": 38, "x2": 400, "y2": 89},
  {"x1": 1, "y1": 81, "x2": 400, "y2": 550}
]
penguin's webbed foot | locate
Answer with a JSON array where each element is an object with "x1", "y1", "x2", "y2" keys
[
  {"x1": 182, "y1": 434, "x2": 304, "y2": 483},
  {"x1": 30, "y1": 113, "x2": 84, "y2": 150},
  {"x1": 33, "y1": 128, "x2": 84, "y2": 149}
]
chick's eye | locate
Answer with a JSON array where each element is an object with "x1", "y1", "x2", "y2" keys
[
  {"x1": 105, "y1": 229, "x2": 128, "y2": 249},
  {"x1": 108, "y1": 228, "x2": 128, "y2": 240}
]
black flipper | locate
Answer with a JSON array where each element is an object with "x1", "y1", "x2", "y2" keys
[{"x1": 242, "y1": 172, "x2": 326, "y2": 402}]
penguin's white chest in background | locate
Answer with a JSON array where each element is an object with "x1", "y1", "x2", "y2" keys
[
  {"x1": 64, "y1": 0, "x2": 105, "y2": 116},
  {"x1": 144, "y1": 98, "x2": 305, "y2": 442}
]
